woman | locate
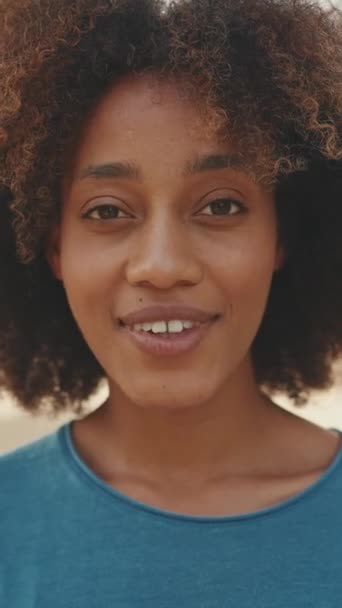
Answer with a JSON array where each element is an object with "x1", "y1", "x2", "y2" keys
[{"x1": 1, "y1": 0, "x2": 342, "y2": 604}]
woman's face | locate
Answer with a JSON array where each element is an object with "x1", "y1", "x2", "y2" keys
[{"x1": 49, "y1": 74, "x2": 283, "y2": 410}]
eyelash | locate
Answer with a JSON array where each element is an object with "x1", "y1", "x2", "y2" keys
[{"x1": 83, "y1": 198, "x2": 246, "y2": 221}]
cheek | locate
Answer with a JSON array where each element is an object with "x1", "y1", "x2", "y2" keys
[
  {"x1": 59, "y1": 233, "x2": 118, "y2": 322},
  {"x1": 211, "y1": 232, "x2": 276, "y2": 295},
  {"x1": 210, "y1": 232, "x2": 277, "y2": 336},
  {"x1": 235, "y1": 248, "x2": 275, "y2": 296}
]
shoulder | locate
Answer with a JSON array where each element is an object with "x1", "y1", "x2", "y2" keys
[
  {"x1": 0, "y1": 426, "x2": 64, "y2": 511},
  {"x1": 0, "y1": 426, "x2": 69, "y2": 562},
  {"x1": 0, "y1": 426, "x2": 60, "y2": 467}
]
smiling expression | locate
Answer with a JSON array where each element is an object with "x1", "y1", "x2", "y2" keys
[{"x1": 47, "y1": 73, "x2": 284, "y2": 410}]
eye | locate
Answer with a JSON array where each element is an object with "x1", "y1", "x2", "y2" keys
[
  {"x1": 82, "y1": 203, "x2": 131, "y2": 220},
  {"x1": 199, "y1": 198, "x2": 246, "y2": 217}
]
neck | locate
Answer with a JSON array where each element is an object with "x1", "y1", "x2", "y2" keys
[{"x1": 77, "y1": 357, "x2": 282, "y2": 485}]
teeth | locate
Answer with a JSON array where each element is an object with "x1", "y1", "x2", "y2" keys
[
  {"x1": 167, "y1": 320, "x2": 185, "y2": 333},
  {"x1": 151, "y1": 321, "x2": 168, "y2": 334},
  {"x1": 132, "y1": 320, "x2": 196, "y2": 333},
  {"x1": 182, "y1": 320, "x2": 194, "y2": 329}
]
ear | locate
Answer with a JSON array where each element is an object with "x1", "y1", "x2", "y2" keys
[{"x1": 45, "y1": 223, "x2": 63, "y2": 281}]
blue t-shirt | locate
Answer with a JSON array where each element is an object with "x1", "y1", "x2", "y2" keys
[{"x1": 1, "y1": 422, "x2": 342, "y2": 607}]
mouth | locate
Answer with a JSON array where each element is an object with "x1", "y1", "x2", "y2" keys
[
  {"x1": 119, "y1": 318, "x2": 201, "y2": 332},
  {"x1": 118, "y1": 315, "x2": 220, "y2": 357}
]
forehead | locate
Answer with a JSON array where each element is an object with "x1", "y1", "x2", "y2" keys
[
  {"x1": 95, "y1": 73, "x2": 204, "y2": 121},
  {"x1": 66, "y1": 73, "x2": 263, "y2": 193},
  {"x1": 61, "y1": 74, "x2": 276, "y2": 204},
  {"x1": 74, "y1": 73, "x2": 224, "y2": 158}
]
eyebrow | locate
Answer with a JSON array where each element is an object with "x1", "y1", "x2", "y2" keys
[{"x1": 77, "y1": 153, "x2": 245, "y2": 182}]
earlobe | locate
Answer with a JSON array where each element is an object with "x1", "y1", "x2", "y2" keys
[{"x1": 45, "y1": 224, "x2": 63, "y2": 281}]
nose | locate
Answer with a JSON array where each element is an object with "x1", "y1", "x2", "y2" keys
[{"x1": 125, "y1": 213, "x2": 203, "y2": 289}]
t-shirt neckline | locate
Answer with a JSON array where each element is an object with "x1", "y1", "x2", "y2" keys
[{"x1": 59, "y1": 421, "x2": 342, "y2": 524}]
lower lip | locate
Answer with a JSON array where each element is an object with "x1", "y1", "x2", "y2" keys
[{"x1": 120, "y1": 320, "x2": 218, "y2": 357}]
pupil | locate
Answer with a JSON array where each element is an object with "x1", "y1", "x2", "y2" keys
[
  {"x1": 99, "y1": 206, "x2": 118, "y2": 219},
  {"x1": 211, "y1": 199, "x2": 231, "y2": 215}
]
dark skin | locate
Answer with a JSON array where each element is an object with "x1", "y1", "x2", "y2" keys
[{"x1": 48, "y1": 73, "x2": 341, "y2": 516}]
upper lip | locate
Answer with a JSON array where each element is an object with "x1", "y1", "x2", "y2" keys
[{"x1": 118, "y1": 305, "x2": 220, "y2": 326}]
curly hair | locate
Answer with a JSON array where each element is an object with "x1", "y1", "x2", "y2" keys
[{"x1": 0, "y1": 0, "x2": 342, "y2": 417}]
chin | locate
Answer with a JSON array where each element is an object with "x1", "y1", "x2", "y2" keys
[{"x1": 116, "y1": 376, "x2": 218, "y2": 412}]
